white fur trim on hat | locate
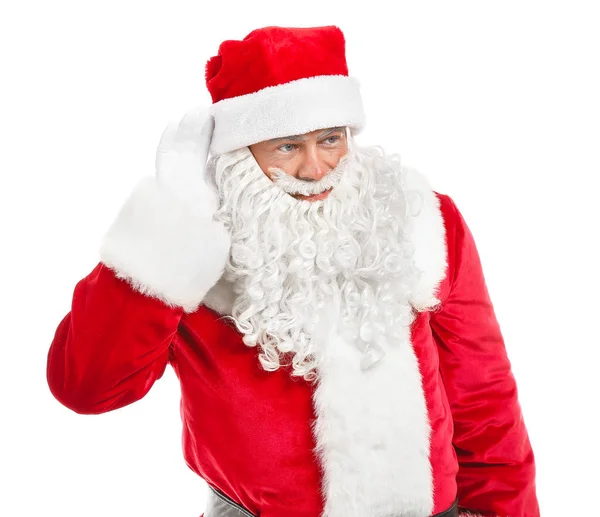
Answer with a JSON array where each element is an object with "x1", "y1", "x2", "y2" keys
[{"x1": 209, "y1": 75, "x2": 366, "y2": 155}]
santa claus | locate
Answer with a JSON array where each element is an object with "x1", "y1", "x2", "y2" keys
[{"x1": 46, "y1": 25, "x2": 540, "y2": 517}]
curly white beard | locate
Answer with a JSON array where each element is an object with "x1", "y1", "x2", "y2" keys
[{"x1": 211, "y1": 141, "x2": 426, "y2": 382}]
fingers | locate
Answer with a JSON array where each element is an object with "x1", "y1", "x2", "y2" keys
[
  {"x1": 158, "y1": 107, "x2": 214, "y2": 150},
  {"x1": 156, "y1": 120, "x2": 179, "y2": 153},
  {"x1": 155, "y1": 107, "x2": 214, "y2": 178},
  {"x1": 176, "y1": 106, "x2": 214, "y2": 150},
  {"x1": 155, "y1": 106, "x2": 214, "y2": 173},
  {"x1": 155, "y1": 120, "x2": 179, "y2": 173}
]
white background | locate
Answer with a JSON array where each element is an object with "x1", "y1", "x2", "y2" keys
[{"x1": 1, "y1": 1, "x2": 598, "y2": 516}]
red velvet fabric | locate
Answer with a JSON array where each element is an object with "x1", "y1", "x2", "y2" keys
[
  {"x1": 411, "y1": 310, "x2": 459, "y2": 514},
  {"x1": 46, "y1": 193, "x2": 539, "y2": 517},
  {"x1": 47, "y1": 263, "x2": 183, "y2": 414},
  {"x1": 205, "y1": 26, "x2": 348, "y2": 103},
  {"x1": 431, "y1": 194, "x2": 540, "y2": 517}
]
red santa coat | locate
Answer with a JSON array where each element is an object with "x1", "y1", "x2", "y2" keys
[{"x1": 46, "y1": 169, "x2": 539, "y2": 517}]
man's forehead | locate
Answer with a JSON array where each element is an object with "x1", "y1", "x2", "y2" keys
[{"x1": 267, "y1": 127, "x2": 345, "y2": 143}]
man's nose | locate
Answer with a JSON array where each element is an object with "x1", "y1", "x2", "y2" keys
[{"x1": 297, "y1": 149, "x2": 329, "y2": 181}]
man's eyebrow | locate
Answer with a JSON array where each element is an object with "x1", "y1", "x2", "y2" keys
[
  {"x1": 267, "y1": 134, "x2": 308, "y2": 143},
  {"x1": 317, "y1": 127, "x2": 345, "y2": 138},
  {"x1": 267, "y1": 127, "x2": 345, "y2": 144}
]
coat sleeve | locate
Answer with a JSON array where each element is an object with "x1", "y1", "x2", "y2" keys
[
  {"x1": 47, "y1": 160, "x2": 230, "y2": 414},
  {"x1": 429, "y1": 194, "x2": 540, "y2": 517},
  {"x1": 46, "y1": 262, "x2": 184, "y2": 415}
]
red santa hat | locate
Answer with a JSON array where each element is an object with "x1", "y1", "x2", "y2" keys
[{"x1": 206, "y1": 25, "x2": 366, "y2": 155}]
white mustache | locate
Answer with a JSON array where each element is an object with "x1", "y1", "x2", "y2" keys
[{"x1": 268, "y1": 155, "x2": 348, "y2": 196}]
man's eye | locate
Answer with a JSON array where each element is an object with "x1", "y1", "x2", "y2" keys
[
  {"x1": 323, "y1": 136, "x2": 341, "y2": 144},
  {"x1": 279, "y1": 144, "x2": 297, "y2": 152}
]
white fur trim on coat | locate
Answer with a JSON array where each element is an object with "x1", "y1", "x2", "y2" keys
[
  {"x1": 312, "y1": 327, "x2": 434, "y2": 517},
  {"x1": 309, "y1": 166, "x2": 447, "y2": 517},
  {"x1": 209, "y1": 75, "x2": 366, "y2": 155},
  {"x1": 402, "y1": 166, "x2": 448, "y2": 311},
  {"x1": 99, "y1": 176, "x2": 230, "y2": 313}
]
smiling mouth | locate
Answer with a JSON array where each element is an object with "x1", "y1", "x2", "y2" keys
[{"x1": 292, "y1": 188, "x2": 333, "y2": 201}]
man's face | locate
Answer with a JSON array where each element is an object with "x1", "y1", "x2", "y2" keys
[{"x1": 248, "y1": 127, "x2": 348, "y2": 202}]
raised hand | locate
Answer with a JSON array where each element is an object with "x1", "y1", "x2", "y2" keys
[{"x1": 155, "y1": 106, "x2": 218, "y2": 214}]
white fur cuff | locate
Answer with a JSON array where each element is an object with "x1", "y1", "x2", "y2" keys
[{"x1": 99, "y1": 176, "x2": 230, "y2": 313}]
